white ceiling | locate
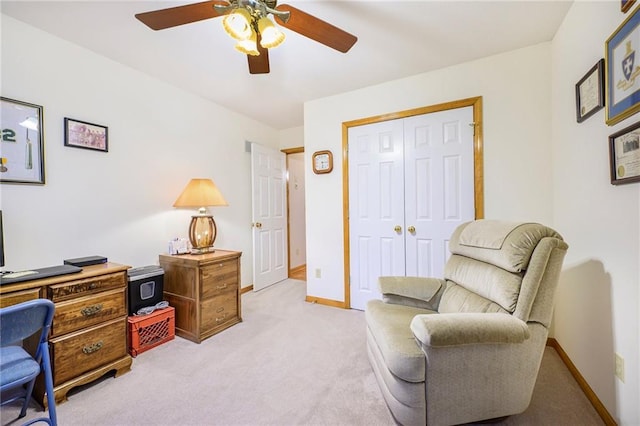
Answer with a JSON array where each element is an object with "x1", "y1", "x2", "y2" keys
[{"x1": 1, "y1": 1, "x2": 573, "y2": 130}]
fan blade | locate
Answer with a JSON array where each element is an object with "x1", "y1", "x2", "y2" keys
[
  {"x1": 274, "y1": 4, "x2": 357, "y2": 53},
  {"x1": 135, "y1": 1, "x2": 230, "y2": 30},
  {"x1": 248, "y1": 40, "x2": 270, "y2": 74}
]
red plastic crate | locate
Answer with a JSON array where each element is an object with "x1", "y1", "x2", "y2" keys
[{"x1": 128, "y1": 306, "x2": 175, "y2": 357}]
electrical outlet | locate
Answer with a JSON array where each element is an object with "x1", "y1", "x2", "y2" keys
[
  {"x1": 315, "y1": 268, "x2": 321, "y2": 278},
  {"x1": 615, "y1": 353, "x2": 625, "y2": 382}
]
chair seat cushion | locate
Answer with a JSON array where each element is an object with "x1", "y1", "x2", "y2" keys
[
  {"x1": 0, "y1": 346, "x2": 40, "y2": 389},
  {"x1": 365, "y1": 300, "x2": 434, "y2": 383}
]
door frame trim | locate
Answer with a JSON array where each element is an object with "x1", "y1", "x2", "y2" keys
[
  {"x1": 341, "y1": 96, "x2": 484, "y2": 309},
  {"x1": 282, "y1": 147, "x2": 305, "y2": 278}
]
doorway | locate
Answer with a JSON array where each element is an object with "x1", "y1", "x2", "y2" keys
[{"x1": 283, "y1": 147, "x2": 307, "y2": 281}]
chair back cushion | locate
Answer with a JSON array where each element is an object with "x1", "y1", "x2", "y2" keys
[{"x1": 438, "y1": 221, "x2": 567, "y2": 325}]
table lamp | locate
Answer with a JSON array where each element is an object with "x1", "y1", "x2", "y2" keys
[{"x1": 173, "y1": 178, "x2": 228, "y2": 254}]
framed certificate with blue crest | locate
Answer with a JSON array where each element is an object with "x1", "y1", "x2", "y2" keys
[{"x1": 606, "y1": 6, "x2": 640, "y2": 125}]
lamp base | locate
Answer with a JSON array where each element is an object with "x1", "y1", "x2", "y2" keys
[
  {"x1": 190, "y1": 247, "x2": 217, "y2": 255},
  {"x1": 188, "y1": 214, "x2": 218, "y2": 254}
]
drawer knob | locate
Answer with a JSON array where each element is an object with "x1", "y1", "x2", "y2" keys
[
  {"x1": 216, "y1": 283, "x2": 228, "y2": 290},
  {"x1": 82, "y1": 341, "x2": 104, "y2": 354},
  {"x1": 81, "y1": 304, "x2": 103, "y2": 317},
  {"x1": 216, "y1": 307, "x2": 225, "y2": 313},
  {"x1": 216, "y1": 313, "x2": 228, "y2": 323}
]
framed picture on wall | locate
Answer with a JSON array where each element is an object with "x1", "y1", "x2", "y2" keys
[
  {"x1": 64, "y1": 117, "x2": 108, "y2": 152},
  {"x1": 609, "y1": 121, "x2": 640, "y2": 185},
  {"x1": 575, "y1": 59, "x2": 605, "y2": 122},
  {"x1": 622, "y1": 0, "x2": 636, "y2": 13},
  {"x1": 605, "y1": 6, "x2": 640, "y2": 125},
  {"x1": 0, "y1": 97, "x2": 45, "y2": 185}
]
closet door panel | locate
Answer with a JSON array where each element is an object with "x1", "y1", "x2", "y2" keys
[
  {"x1": 348, "y1": 120, "x2": 405, "y2": 310},
  {"x1": 348, "y1": 105, "x2": 475, "y2": 309},
  {"x1": 404, "y1": 107, "x2": 475, "y2": 277}
]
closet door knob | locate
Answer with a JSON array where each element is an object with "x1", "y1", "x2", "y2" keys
[
  {"x1": 408, "y1": 226, "x2": 416, "y2": 233},
  {"x1": 394, "y1": 225, "x2": 402, "y2": 233}
]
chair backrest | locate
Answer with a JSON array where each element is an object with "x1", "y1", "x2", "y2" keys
[
  {"x1": 438, "y1": 220, "x2": 568, "y2": 327},
  {"x1": 0, "y1": 299, "x2": 55, "y2": 347}
]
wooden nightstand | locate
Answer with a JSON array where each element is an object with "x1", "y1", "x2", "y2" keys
[{"x1": 159, "y1": 250, "x2": 242, "y2": 343}]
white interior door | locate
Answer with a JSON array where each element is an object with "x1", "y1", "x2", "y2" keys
[
  {"x1": 403, "y1": 106, "x2": 475, "y2": 278},
  {"x1": 348, "y1": 106, "x2": 475, "y2": 310},
  {"x1": 348, "y1": 120, "x2": 405, "y2": 310},
  {"x1": 251, "y1": 143, "x2": 288, "y2": 291}
]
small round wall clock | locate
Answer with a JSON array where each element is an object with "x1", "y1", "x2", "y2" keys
[{"x1": 312, "y1": 150, "x2": 333, "y2": 174}]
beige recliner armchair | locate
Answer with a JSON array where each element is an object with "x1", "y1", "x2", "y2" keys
[{"x1": 365, "y1": 220, "x2": 568, "y2": 426}]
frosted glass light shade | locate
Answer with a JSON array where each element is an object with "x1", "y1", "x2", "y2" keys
[
  {"x1": 235, "y1": 30, "x2": 260, "y2": 56},
  {"x1": 257, "y1": 17, "x2": 285, "y2": 48},
  {"x1": 222, "y1": 8, "x2": 253, "y2": 41}
]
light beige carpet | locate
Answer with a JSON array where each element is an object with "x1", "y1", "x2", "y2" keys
[{"x1": 1, "y1": 279, "x2": 604, "y2": 425}]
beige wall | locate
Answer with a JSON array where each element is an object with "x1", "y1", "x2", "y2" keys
[
  {"x1": 0, "y1": 15, "x2": 280, "y2": 287},
  {"x1": 551, "y1": 2, "x2": 639, "y2": 424},
  {"x1": 304, "y1": 42, "x2": 553, "y2": 301},
  {"x1": 304, "y1": 3, "x2": 640, "y2": 422}
]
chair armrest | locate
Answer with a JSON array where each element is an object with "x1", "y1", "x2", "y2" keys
[
  {"x1": 379, "y1": 276, "x2": 444, "y2": 301},
  {"x1": 410, "y1": 313, "x2": 530, "y2": 348}
]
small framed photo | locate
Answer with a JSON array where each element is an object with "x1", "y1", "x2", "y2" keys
[
  {"x1": 622, "y1": 0, "x2": 636, "y2": 13},
  {"x1": 606, "y1": 7, "x2": 640, "y2": 125},
  {"x1": 609, "y1": 121, "x2": 640, "y2": 185},
  {"x1": 576, "y1": 59, "x2": 605, "y2": 123},
  {"x1": 64, "y1": 117, "x2": 108, "y2": 152},
  {"x1": 0, "y1": 97, "x2": 45, "y2": 185}
]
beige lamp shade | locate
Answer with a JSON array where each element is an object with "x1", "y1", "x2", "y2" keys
[
  {"x1": 173, "y1": 178, "x2": 228, "y2": 253},
  {"x1": 173, "y1": 178, "x2": 228, "y2": 209}
]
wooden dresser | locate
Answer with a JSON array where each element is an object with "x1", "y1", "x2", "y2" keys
[
  {"x1": 159, "y1": 250, "x2": 242, "y2": 343},
  {"x1": 0, "y1": 263, "x2": 133, "y2": 405}
]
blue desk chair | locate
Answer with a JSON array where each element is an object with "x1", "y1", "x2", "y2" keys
[{"x1": 0, "y1": 299, "x2": 57, "y2": 426}]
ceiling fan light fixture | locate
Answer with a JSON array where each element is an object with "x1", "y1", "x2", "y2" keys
[
  {"x1": 222, "y1": 8, "x2": 253, "y2": 40},
  {"x1": 257, "y1": 16, "x2": 285, "y2": 49},
  {"x1": 235, "y1": 29, "x2": 260, "y2": 56}
]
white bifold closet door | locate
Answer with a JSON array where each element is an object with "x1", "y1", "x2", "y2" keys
[{"x1": 348, "y1": 106, "x2": 475, "y2": 310}]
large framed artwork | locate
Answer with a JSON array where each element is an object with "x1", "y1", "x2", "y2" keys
[
  {"x1": 609, "y1": 121, "x2": 640, "y2": 185},
  {"x1": 606, "y1": 7, "x2": 640, "y2": 125},
  {"x1": 0, "y1": 97, "x2": 45, "y2": 185}
]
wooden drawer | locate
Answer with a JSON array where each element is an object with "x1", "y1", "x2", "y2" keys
[
  {"x1": 162, "y1": 263, "x2": 196, "y2": 299},
  {"x1": 48, "y1": 272, "x2": 125, "y2": 302},
  {"x1": 201, "y1": 290, "x2": 238, "y2": 331},
  {"x1": 51, "y1": 288, "x2": 127, "y2": 337},
  {"x1": 0, "y1": 287, "x2": 42, "y2": 308},
  {"x1": 51, "y1": 317, "x2": 128, "y2": 385},
  {"x1": 201, "y1": 260, "x2": 238, "y2": 299}
]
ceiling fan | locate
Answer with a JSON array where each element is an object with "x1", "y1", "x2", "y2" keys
[{"x1": 135, "y1": 0, "x2": 358, "y2": 74}]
